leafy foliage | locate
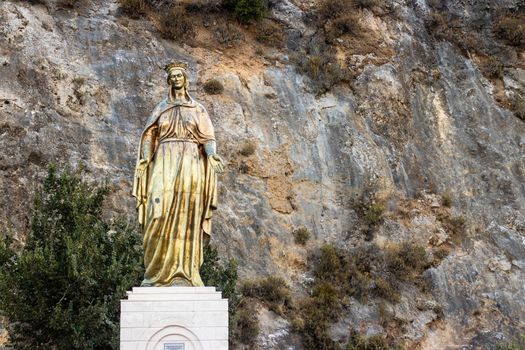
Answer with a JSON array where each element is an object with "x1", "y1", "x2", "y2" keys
[
  {"x1": 201, "y1": 243, "x2": 238, "y2": 315},
  {"x1": 0, "y1": 165, "x2": 143, "y2": 350},
  {"x1": 200, "y1": 244, "x2": 255, "y2": 347},
  {"x1": 222, "y1": 0, "x2": 267, "y2": 23}
]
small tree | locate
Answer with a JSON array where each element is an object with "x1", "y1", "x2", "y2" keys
[
  {"x1": 0, "y1": 165, "x2": 143, "y2": 349},
  {"x1": 201, "y1": 244, "x2": 238, "y2": 315}
]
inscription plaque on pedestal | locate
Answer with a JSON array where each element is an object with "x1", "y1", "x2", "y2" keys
[{"x1": 120, "y1": 287, "x2": 228, "y2": 350}]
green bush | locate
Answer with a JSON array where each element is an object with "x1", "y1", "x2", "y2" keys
[
  {"x1": 230, "y1": 299, "x2": 260, "y2": 345},
  {"x1": 233, "y1": 0, "x2": 267, "y2": 23},
  {"x1": 0, "y1": 165, "x2": 143, "y2": 350},
  {"x1": 293, "y1": 226, "x2": 311, "y2": 245},
  {"x1": 201, "y1": 244, "x2": 238, "y2": 315},
  {"x1": 313, "y1": 244, "x2": 343, "y2": 282}
]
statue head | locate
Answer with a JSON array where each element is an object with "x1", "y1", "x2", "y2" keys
[{"x1": 165, "y1": 61, "x2": 189, "y2": 91}]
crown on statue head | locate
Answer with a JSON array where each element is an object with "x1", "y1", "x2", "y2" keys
[{"x1": 164, "y1": 61, "x2": 189, "y2": 73}]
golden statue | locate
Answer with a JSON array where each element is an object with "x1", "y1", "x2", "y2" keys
[{"x1": 132, "y1": 62, "x2": 224, "y2": 287}]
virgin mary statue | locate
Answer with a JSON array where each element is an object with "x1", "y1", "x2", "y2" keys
[{"x1": 132, "y1": 62, "x2": 224, "y2": 287}]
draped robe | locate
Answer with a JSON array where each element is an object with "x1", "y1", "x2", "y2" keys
[{"x1": 132, "y1": 97, "x2": 217, "y2": 287}]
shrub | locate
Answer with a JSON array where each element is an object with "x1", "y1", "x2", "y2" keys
[
  {"x1": 255, "y1": 19, "x2": 285, "y2": 47},
  {"x1": 313, "y1": 244, "x2": 343, "y2": 281},
  {"x1": 293, "y1": 226, "x2": 310, "y2": 245},
  {"x1": 318, "y1": 0, "x2": 353, "y2": 21},
  {"x1": 449, "y1": 216, "x2": 466, "y2": 235},
  {"x1": 373, "y1": 276, "x2": 400, "y2": 303},
  {"x1": 347, "y1": 333, "x2": 400, "y2": 350},
  {"x1": 479, "y1": 55, "x2": 504, "y2": 80},
  {"x1": 365, "y1": 203, "x2": 385, "y2": 226},
  {"x1": 203, "y1": 79, "x2": 224, "y2": 95},
  {"x1": 158, "y1": 7, "x2": 196, "y2": 43},
  {"x1": 354, "y1": 0, "x2": 383, "y2": 9},
  {"x1": 239, "y1": 276, "x2": 291, "y2": 314},
  {"x1": 292, "y1": 43, "x2": 348, "y2": 95},
  {"x1": 293, "y1": 242, "x2": 427, "y2": 348},
  {"x1": 441, "y1": 193, "x2": 453, "y2": 207},
  {"x1": 293, "y1": 296, "x2": 340, "y2": 350},
  {"x1": 239, "y1": 140, "x2": 257, "y2": 156},
  {"x1": 0, "y1": 165, "x2": 143, "y2": 349},
  {"x1": 230, "y1": 299, "x2": 260, "y2": 345},
  {"x1": 386, "y1": 242, "x2": 429, "y2": 281},
  {"x1": 201, "y1": 244, "x2": 238, "y2": 316},
  {"x1": 325, "y1": 13, "x2": 361, "y2": 41},
  {"x1": 214, "y1": 23, "x2": 244, "y2": 47},
  {"x1": 57, "y1": 0, "x2": 84, "y2": 8},
  {"x1": 493, "y1": 14, "x2": 525, "y2": 47},
  {"x1": 426, "y1": 0, "x2": 444, "y2": 10},
  {"x1": 233, "y1": 0, "x2": 267, "y2": 23},
  {"x1": 510, "y1": 95, "x2": 525, "y2": 121},
  {"x1": 496, "y1": 335, "x2": 525, "y2": 350},
  {"x1": 118, "y1": 0, "x2": 149, "y2": 18}
]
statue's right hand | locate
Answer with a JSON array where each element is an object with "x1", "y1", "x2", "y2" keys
[{"x1": 137, "y1": 159, "x2": 148, "y2": 177}]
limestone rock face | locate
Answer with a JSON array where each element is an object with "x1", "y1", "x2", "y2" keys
[{"x1": 0, "y1": 0, "x2": 524, "y2": 348}]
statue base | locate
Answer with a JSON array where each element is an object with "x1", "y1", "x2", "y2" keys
[{"x1": 120, "y1": 287, "x2": 228, "y2": 350}]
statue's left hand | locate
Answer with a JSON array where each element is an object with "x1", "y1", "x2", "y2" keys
[{"x1": 208, "y1": 154, "x2": 224, "y2": 174}]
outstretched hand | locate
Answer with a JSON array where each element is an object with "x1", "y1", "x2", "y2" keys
[{"x1": 208, "y1": 154, "x2": 224, "y2": 174}]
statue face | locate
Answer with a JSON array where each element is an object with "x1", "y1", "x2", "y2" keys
[{"x1": 168, "y1": 69, "x2": 186, "y2": 90}]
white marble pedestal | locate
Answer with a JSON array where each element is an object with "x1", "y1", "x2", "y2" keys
[{"x1": 120, "y1": 287, "x2": 228, "y2": 350}]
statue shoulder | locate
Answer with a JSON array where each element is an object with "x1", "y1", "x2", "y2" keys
[
  {"x1": 153, "y1": 99, "x2": 170, "y2": 114},
  {"x1": 142, "y1": 99, "x2": 169, "y2": 128},
  {"x1": 194, "y1": 101, "x2": 209, "y2": 114}
]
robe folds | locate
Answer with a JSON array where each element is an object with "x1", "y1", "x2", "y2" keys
[{"x1": 132, "y1": 97, "x2": 218, "y2": 287}]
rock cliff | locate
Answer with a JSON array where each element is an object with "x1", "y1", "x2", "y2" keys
[{"x1": 0, "y1": 0, "x2": 524, "y2": 348}]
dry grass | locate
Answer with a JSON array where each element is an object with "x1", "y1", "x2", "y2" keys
[
  {"x1": 255, "y1": 19, "x2": 285, "y2": 48},
  {"x1": 214, "y1": 22, "x2": 244, "y2": 48},
  {"x1": 118, "y1": 0, "x2": 149, "y2": 18},
  {"x1": 239, "y1": 140, "x2": 257, "y2": 156},
  {"x1": 510, "y1": 95, "x2": 525, "y2": 121},
  {"x1": 157, "y1": 7, "x2": 196, "y2": 43},
  {"x1": 493, "y1": 13, "x2": 525, "y2": 48}
]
